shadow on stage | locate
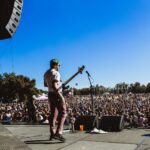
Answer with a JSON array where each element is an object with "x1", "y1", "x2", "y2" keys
[
  {"x1": 24, "y1": 139, "x2": 64, "y2": 144},
  {"x1": 142, "y1": 133, "x2": 150, "y2": 137}
]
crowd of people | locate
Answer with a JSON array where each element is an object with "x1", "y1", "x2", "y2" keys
[
  {"x1": 67, "y1": 93, "x2": 150, "y2": 128},
  {"x1": 0, "y1": 93, "x2": 150, "y2": 128},
  {"x1": 0, "y1": 100, "x2": 50, "y2": 124}
]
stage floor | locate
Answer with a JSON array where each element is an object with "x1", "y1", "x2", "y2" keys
[{"x1": 3, "y1": 125, "x2": 150, "y2": 150}]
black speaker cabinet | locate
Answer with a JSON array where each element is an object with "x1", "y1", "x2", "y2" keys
[
  {"x1": 100, "y1": 115, "x2": 124, "y2": 131},
  {"x1": 0, "y1": 0, "x2": 23, "y2": 39},
  {"x1": 74, "y1": 116, "x2": 99, "y2": 131}
]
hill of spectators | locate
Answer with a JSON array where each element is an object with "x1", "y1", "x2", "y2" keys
[{"x1": 0, "y1": 93, "x2": 150, "y2": 128}]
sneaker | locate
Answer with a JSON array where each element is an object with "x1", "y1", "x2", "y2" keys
[
  {"x1": 49, "y1": 134, "x2": 55, "y2": 141},
  {"x1": 54, "y1": 133, "x2": 66, "y2": 142}
]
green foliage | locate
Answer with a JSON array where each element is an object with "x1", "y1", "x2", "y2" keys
[
  {"x1": 1, "y1": 72, "x2": 150, "y2": 99},
  {"x1": 38, "y1": 89, "x2": 48, "y2": 94},
  {"x1": 0, "y1": 73, "x2": 39, "y2": 103},
  {"x1": 128, "y1": 82, "x2": 146, "y2": 93},
  {"x1": 74, "y1": 82, "x2": 150, "y2": 95}
]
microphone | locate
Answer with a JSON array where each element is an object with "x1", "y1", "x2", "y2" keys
[{"x1": 86, "y1": 70, "x2": 91, "y2": 77}]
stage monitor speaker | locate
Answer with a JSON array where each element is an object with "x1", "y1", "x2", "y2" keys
[
  {"x1": 74, "y1": 116, "x2": 99, "y2": 131},
  {"x1": 100, "y1": 115, "x2": 124, "y2": 132},
  {"x1": 0, "y1": 0, "x2": 23, "y2": 40}
]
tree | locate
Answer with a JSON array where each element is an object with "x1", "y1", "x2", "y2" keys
[
  {"x1": 115, "y1": 82, "x2": 128, "y2": 94},
  {"x1": 0, "y1": 73, "x2": 39, "y2": 102},
  {"x1": 129, "y1": 82, "x2": 146, "y2": 93}
]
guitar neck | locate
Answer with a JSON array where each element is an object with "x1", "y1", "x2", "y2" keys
[
  {"x1": 63, "y1": 72, "x2": 80, "y2": 87},
  {"x1": 58, "y1": 65, "x2": 85, "y2": 90}
]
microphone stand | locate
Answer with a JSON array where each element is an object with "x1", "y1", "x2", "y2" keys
[{"x1": 86, "y1": 73, "x2": 94, "y2": 116}]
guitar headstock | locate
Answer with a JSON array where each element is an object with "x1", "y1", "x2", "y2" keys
[{"x1": 78, "y1": 65, "x2": 85, "y2": 74}]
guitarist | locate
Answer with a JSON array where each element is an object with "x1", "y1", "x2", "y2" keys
[{"x1": 44, "y1": 58, "x2": 67, "y2": 142}]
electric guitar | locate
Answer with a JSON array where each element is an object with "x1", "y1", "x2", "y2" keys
[{"x1": 59, "y1": 65, "x2": 85, "y2": 91}]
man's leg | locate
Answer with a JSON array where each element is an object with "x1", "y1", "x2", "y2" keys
[
  {"x1": 49, "y1": 107, "x2": 58, "y2": 136},
  {"x1": 54, "y1": 100, "x2": 67, "y2": 142},
  {"x1": 48, "y1": 93, "x2": 58, "y2": 140}
]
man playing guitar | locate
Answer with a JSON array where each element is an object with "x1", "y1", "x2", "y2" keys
[{"x1": 44, "y1": 58, "x2": 84, "y2": 142}]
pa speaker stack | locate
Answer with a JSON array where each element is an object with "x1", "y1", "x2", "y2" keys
[
  {"x1": 100, "y1": 115, "x2": 125, "y2": 132},
  {"x1": 0, "y1": 0, "x2": 23, "y2": 40}
]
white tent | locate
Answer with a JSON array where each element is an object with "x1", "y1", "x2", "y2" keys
[{"x1": 33, "y1": 93, "x2": 48, "y2": 101}]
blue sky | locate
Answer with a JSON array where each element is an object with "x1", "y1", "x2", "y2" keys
[{"x1": 0, "y1": 0, "x2": 150, "y2": 89}]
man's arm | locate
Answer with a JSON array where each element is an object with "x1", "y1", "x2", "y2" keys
[{"x1": 52, "y1": 81, "x2": 65, "y2": 101}]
